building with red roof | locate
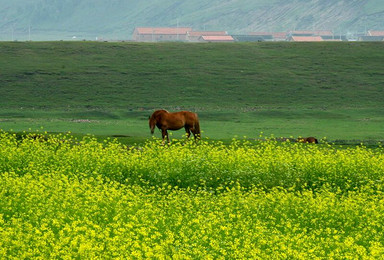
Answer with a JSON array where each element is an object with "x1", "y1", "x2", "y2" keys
[
  {"x1": 132, "y1": 27, "x2": 193, "y2": 42},
  {"x1": 199, "y1": 35, "x2": 235, "y2": 42},
  {"x1": 187, "y1": 31, "x2": 228, "y2": 42},
  {"x1": 248, "y1": 32, "x2": 287, "y2": 41},
  {"x1": 290, "y1": 30, "x2": 333, "y2": 37},
  {"x1": 288, "y1": 36, "x2": 324, "y2": 42},
  {"x1": 367, "y1": 30, "x2": 384, "y2": 36}
]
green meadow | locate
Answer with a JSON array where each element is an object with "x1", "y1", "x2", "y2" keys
[
  {"x1": 0, "y1": 41, "x2": 383, "y2": 143},
  {"x1": 1, "y1": 42, "x2": 384, "y2": 258}
]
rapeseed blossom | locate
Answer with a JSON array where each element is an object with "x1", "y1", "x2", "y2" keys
[{"x1": 0, "y1": 131, "x2": 383, "y2": 258}]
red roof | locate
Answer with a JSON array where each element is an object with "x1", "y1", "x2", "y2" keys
[
  {"x1": 201, "y1": 35, "x2": 234, "y2": 42},
  {"x1": 249, "y1": 32, "x2": 287, "y2": 39},
  {"x1": 368, "y1": 30, "x2": 384, "y2": 36},
  {"x1": 291, "y1": 36, "x2": 324, "y2": 42},
  {"x1": 291, "y1": 30, "x2": 333, "y2": 36},
  {"x1": 314, "y1": 30, "x2": 333, "y2": 36},
  {"x1": 135, "y1": 27, "x2": 192, "y2": 35},
  {"x1": 271, "y1": 32, "x2": 287, "y2": 39},
  {"x1": 188, "y1": 31, "x2": 227, "y2": 36}
]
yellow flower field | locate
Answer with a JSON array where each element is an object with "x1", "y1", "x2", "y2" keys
[{"x1": 0, "y1": 131, "x2": 383, "y2": 258}]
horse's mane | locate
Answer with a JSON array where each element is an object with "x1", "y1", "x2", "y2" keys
[
  {"x1": 150, "y1": 110, "x2": 168, "y2": 121},
  {"x1": 155, "y1": 109, "x2": 169, "y2": 114}
]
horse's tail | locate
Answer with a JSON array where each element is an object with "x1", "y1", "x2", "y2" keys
[{"x1": 194, "y1": 116, "x2": 201, "y2": 139}]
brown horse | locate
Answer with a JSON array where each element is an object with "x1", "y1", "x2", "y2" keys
[
  {"x1": 297, "y1": 137, "x2": 318, "y2": 144},
  {"x1": 149, "y1": 110, "x2": 201, "y2": 143}
]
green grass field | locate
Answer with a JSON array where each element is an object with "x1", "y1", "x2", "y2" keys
[
  {"x1": 1, "y1": 42, "x2": 384, "y2": 258},
  {"x1": 0, "y1": 41, "x2": 383, "y2": 143}
]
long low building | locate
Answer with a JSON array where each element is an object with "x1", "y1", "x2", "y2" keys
[
  {"x1": 187, "y1": 31, "x2": 228, "y2": 42},
  {"x1": 199, "y1": 35, "x2": 235, "y2": 42},
  {"x1": 132, "y1": 27, "x2": 234, "y2": 42},
  {"x1": 288, "y1": 36, "x2": 324, "y2": 42},
  {"x1": 132, "y1": 27, "x2": 193, "y2": 42}
]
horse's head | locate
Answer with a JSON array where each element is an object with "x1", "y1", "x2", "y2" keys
[
  {"x1": 149, "y1": 115, "x2": 156, "y2": 134},
  {"x1": 149, "y1": 110, "x2": 167, "y2": 135}
]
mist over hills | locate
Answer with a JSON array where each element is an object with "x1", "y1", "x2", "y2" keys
[{"x1": 1, "y1": 0, "x2": 383, "y2": 41}]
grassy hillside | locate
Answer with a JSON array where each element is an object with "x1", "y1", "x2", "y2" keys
[
  {"x1": 0, "y1": 0, "x2": 383, "y2": 40},
  {"x1": 1, "y1": 41, "x2": 383, "y2": 109},
  {"x1": 0, "y1": 41, "x2": 383, "y2": 142}
]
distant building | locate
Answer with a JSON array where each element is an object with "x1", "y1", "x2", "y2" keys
[
  {"x1": 198, "y1": 35, "x2": 235, "y2": 42},
  {"x1": 271, "y1": 32, "x2": 288, "y2": 41},
  {"x1": 360, "y1": 30, "x2": 384, "y2": 41},
  {"x1": 289, "y1": 30, "x2": 333, "y2": 37},
  {"x1": 321, "y1": 35, "x2": 347, "y2": 41},
  {"x1": 367, "y1": 30, "x2": 384, "y2": 36},
  {"x1": 232, "y1": 35, "x2": 266, "y2": 42},
  {"x1": 131, "y1": 26, "x2": 380, "y2": 43},
  {"x1": 247, "y1": 32, "x2": 288, "y2": 41},
  {"x1": 358, "y1": 36, "x2": 384, "y2": 41},
  {"x1": 246, "y1": 32, "x2": 274, "y2": 41},
  {"x1": 187, "y1": 31, "x2": 228, "y2": 42},
  {"x1": 132, "y1": 27, "x2": 192, "y2": 42},
  {"x1": 288, "y1": 36, "x2": 324, "y2": 42}
]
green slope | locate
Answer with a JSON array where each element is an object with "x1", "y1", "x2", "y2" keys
[
  {"x1": 1, "y1": 41, "x2": 383, "y2": 110},
  {"x1": 0, "y1": 42, "x2": 383, "y2": 141}
]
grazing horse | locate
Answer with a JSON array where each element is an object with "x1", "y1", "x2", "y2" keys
[
  {"x1": 297, "y1": 137, "x2": 318, "y2": 144},
  {"x1": 149, "y1": 110, "x2": 201, "y2": 143}
]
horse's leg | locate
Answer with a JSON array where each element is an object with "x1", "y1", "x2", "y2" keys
[
  {"x1": 190, "y1": 126, "x2": 198, "y2": 140},
  {"x1": 184, "y1": 126, "x2": 191, "y2": 139},
  {"x1": 161, "y1": 129, "x2": 168, "y2": 144},
  {"x1": 191, "y1": 129, "x2": 197, "y2": 140}
]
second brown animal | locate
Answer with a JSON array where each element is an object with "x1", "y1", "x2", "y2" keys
[{"x1": 297, "y1": 137, "x2": 318, "y2": 144}]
